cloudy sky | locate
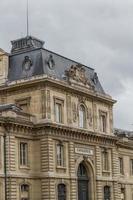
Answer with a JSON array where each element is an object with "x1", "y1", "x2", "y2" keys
[{"x1": 0, "y1": 0, "x2": 133, "y2": 130}]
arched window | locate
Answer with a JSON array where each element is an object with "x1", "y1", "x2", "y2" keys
[
  {"x1": 104, "y1": 186, "x2": 110, "y2": 200},
  {"x1": 58, "y1": 184, "x2": 66, "y2": 200},
  {"x1": 20, "y1": 184, "x2": 29, "y2": 200},
  {"x1": 79, "y1": 105, "x2": 86, "y2": 128}
]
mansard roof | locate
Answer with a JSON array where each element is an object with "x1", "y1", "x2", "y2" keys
[{"x1": 8, "y1": 36, "x2": 105, "y2": 95}]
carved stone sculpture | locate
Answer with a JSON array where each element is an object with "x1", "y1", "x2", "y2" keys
[{"x1": 65, "y1": 64, "x2": 94, "y2": 89}]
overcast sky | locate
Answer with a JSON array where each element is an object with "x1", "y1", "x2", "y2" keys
[{"x1": 0, "y1": 0, "x2": 133, "y2": 130}]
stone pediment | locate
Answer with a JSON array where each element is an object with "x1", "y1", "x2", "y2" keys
[{"x1": 65, "y1": 64, "x2": 94, "y2": 89}]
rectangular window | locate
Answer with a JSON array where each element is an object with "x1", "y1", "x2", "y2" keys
[
  {"x1": 102, "y1": 149, "x2": 109, "y2": 171},
  {"x1": 55, "y1": 103, "x2": 62, "y2": 123},
  {"x1": 119, "y1": 157, "x2": 124, "y2": 175},
  {"x1": 20, "y1": 143, "x2": 28, "y2": 166},
  {"x1": 121, "y1": 188, "x2": 125, "y2": 200},
  {"x1": 130, "y1": 159, "x2": 133, "y2": 175},
  {"x1": 57, "y1": 143, "x2": 64, "y2": 166},
  {"x1": 100, "y1": 111, "x2": 107, "y2": 132},
  {"x1": 54, "y1": 98, "x2": 64, "y2": 123}
]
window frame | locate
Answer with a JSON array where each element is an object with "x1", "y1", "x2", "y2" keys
[
  {"x1": 104, "y1": 185, "x2": 111, "y2": 200},
  {"x1": 56, "y1": 142, "x2": 64, "y2": 167},
  {"x1": 119, "y1": 157, "x2": 124, "y2": 175},
  {"x1": 58, "y1": 183, "x2": 66, "y2": 200},
  {"x1": 102, "y1": 148, "x2": 109, "y2": 172},
  {"x1": 99, "y1": 111, "x2": 107, "y2": 133},
  {"x1": 20, "y1": 183, "x2": 30, "y2": 200},
  {"x1": 19, "y1": 141, "x2": 29, "y2": 168},
  {"x1": 120, "y1": 187, "x2": 125, "y2": 200},
  {"x1": 79, "y1": 104, "x2": 86, "y2": 128},
  {"x1": 54, "y1": 97, "x2": 64, "y2": 124}
]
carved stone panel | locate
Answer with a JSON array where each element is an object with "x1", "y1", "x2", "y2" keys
[
  {"x1": 65, "y1": 64, "x2": 94, "y2": 89},
  {"x1": 41, "y1": 90, "x2": 46, "y2": 119},
  {"x1": 72, "y1": 102, "x2": 77, "y2": 122},
  {"x1": 47, "y1": 90, "x2": 51, "y2": 119},
  {"x1": 93, "y1": 103, "x2": 97, "y2": 130},
  {"x1": 87, "y1": 107, "x2": 93, "y2": 127},
  {"x1": 66, "y1": 95, "x2": 72, "y2": 124}
]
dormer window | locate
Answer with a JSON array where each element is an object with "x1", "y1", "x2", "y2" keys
[{"x1": 79, "y1": 105, "x2": 86, "y2": 128}]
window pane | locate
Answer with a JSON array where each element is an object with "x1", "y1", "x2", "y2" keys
[
  {"x1": 58, "y1": 184, "x2": 66, "y2": 200},
  {"x1": 104, "y1": 186, "x2": 110, "y2": 200},
  {"x1": 55, "y1": 103, "x2": 62, "y2": 123},
  {"x1": 102, "y1": 150, "x2": 109, "y2": 171},
  {"x1": 20, "y1": 184, "x2": 29, "y2": 200},
  {"x1": 57, "y1": 144, "x2": 64, "y2": 166},
  {"x1": 100, "y1": 113, "x2": 107, "y2": 132},
  {"x1": 119, "y1": 157, "x2": 124, "y2": 174},
  {"x1": 20, "y1": 143, "x2": 28, "y2": 166},
  {"x1": 79, "y1": 105, "x2": 85, "y2": 128}
]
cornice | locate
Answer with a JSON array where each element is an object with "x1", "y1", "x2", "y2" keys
[
  {"x1": 116, "y1": 140, "x2": 133, "y2": 150},
  {"x1": 0, "y1": 116, "x2": 117, "y2": 145},
  {"x1": 0, "y1": 76, "x2": 116, "y2": 105},
  {"x1": 0, "y1": 116, "x2": 33, "y2": 128},
  {"x1": 34, "y1": 122, "x2": 118, "y2": 145}
]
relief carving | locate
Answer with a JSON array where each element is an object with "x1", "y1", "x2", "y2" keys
[
  {"x1": 78, "y1": 96, "x2": 86, "y2": 104},
  {"x1": 47, "y1": 90, "x2": 51, "y2": 119},
  {"x1": 41, "y1": 90, "x2": 46, "y2": 119},
  {"x1": 93, "y1": 103, "x2": 97, "y2": 130},
  {"x1": 65, "y1": 64, "x2": 94, "y2": 89},
  {"x1": 87, "y1": 107, "x2": 93, "y2": 127},
  {"x1": 72, "y1": 102, "x2": 77, "y2": 122},
  {"x1": 66, "y1": 95, "x2": 72, "y2": 124}
]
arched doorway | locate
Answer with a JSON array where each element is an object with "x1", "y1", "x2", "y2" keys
[{"x1": 78, "y1": 162, "x2": 89, "y2": 200}]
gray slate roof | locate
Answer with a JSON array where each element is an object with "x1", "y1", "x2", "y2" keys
[{"x1": 8, "y1": 36, "x2": 105, "y2": 95}]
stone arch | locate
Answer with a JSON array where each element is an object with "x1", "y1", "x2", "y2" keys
[{"x1": 75, "y1": 156, "x2": 96, "y2": 200}]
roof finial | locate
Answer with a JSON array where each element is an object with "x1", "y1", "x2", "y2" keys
[{"x1": 26, "y1": 0, "x2": 29, "y2": 36}]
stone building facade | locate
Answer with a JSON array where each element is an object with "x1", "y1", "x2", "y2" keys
[{"x1": 0, "y1": 36, "x2": 132, "y2": 200}]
